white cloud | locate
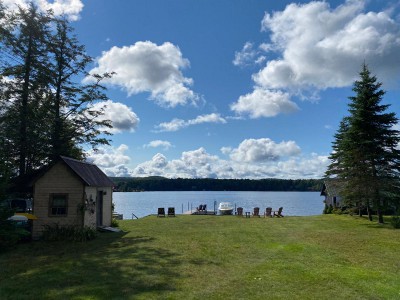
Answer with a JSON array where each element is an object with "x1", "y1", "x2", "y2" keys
[
  {"x1": 86, "y1": 144, "x2": 131, "y2": 176},
  {"x1": 233, "y1": 42, "x2": 266, "y2": 67},
  {"x1": 3, "y1": 0, "x2": 83, "y2": 21},
  {"x1": 89, "y1": 100, "x2": 139, "y2": 134},
  {"x1": 257, "y1": 0, "x2": 400, "y2": 90},
  {"x1": 87, "y1": 41, "x2": 199, "y2": 107},
  {"x1": 230, "y1": 88, "x2": 299, "y2": 118},
  {"x1": 143, "y1": 140, "x2": 173, "y2": 151},
  {"x1": 188, "y1": 113, "x2": 227, "y2": 125},
  {"x1": 277, "y1": 154, "x2": 330, "y2": 178},
  {"x1": 89, "y1": 139, "x2": 328, "y2": 179},
  {"x1": 127, "y1": 139, "x2": 328, "y2": 179},
  {"x1": 154, "y1": 119, "x2": 186, "y2": 132},
  {"x1": 220, "y1": 146, "x2": 232, "y2": 155},
  {"x1": 227, "y1": 138, "x2": 301, "y2": 162},
  {"x1": 155, "y1": 113, "x2": 226, "y2": 132},
  {"x1": 233, "y1": 0, "x2": 400, "y2": 118},
  {"x1": 37, "y1": 0, "x2": 83, "y2": 21}
]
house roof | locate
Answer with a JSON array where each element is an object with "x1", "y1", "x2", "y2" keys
[
  {"x1": 60, "y1": 156, "x2": 114, "y2": 187},
  {"x1": 320, "y1": 179, "x2": 344, "y2": 197}
]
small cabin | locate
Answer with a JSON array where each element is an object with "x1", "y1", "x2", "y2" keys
[
  {"x1": 320, "y1": 179, "x2": 343, "y2": 208},
  {"x1": 32, "y1": 156, "x2": 114, "y2": 239}
]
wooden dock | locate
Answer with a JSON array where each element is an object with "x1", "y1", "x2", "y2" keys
[{"x1": 189, "y1": 211, "x2": 216, "y2": 215}]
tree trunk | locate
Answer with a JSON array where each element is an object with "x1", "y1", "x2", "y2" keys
[
  {"x1": 377, "y1": 208, "x2": 384, "y2": 224},
  {"x1": 19, "y1": 32, "x2": 33, "y2": 176},
  {"x1": 367, "y1": 205, "x2": 373, "y2": 221}
]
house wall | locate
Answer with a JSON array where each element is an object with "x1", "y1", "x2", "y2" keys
[
  {"x1": 83, "y1": 187, "x2": 97, "y2": 228},
  {"x1": 32, "y1": 162, "x2": 85, "y2": 239},
  {"x1": 101, "y1": 187, "x2": 112, "y2": 227},
  {"x1": 83, "y1": 186, "x2": 113, "y2": 228},
  {"x1": 325, "y1": 195, "x2": 342, "y2": 207}
]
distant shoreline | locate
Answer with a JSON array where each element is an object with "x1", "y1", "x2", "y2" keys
[{"x1": 111, "y1": 177, "x2": 323, "y2": 192}]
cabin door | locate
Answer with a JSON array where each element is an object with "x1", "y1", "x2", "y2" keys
[{"x1": 96, "y1": 191, "x2": 103, "y2": 227}]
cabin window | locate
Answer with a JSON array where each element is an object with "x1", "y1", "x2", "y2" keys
[{"x1": 49, "y1": 194, "x2": 68, "y2": 216}]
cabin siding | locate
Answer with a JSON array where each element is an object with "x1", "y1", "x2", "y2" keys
[
  {"x1": 32, "y1": 162, "x2": 85, "y2": 239},
  {"x1": 101, "y1": 187, "x2": 112, "y2": 226},
  {"x1": 321, "y1": 179, "x2": 344, "y2": 208},
  {"x1": 82, "y1": 186, "x2": 113, "y2": 228},
  {"x1": 31, "y1": 157, "x2": 114, "y2": 239}
]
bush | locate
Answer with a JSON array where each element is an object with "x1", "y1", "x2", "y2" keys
[
  {"x1": 344, "y1": 207, "x2": 359, "y2": 216},
  {"x1": 390, "y1": 216, "x2": 400, "y2": 229},
  {"x1": 111, "y1": 218, "x2": 119, "y2": 227},
  {"x1": 42, "y1": 224, "x2": 97, "y2": 242},
  {"x1": 0, "y1": 202, "x2": 30, "y2": 251},
  {"x1": 323, "y1": 204, "x2": 334, "y2": 214},
  {"x1": 332, "y1": 208, "x2": 344, "y2": 215}
]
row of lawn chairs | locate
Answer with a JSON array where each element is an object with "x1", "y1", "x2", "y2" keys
[
  {"x1": 157, "y1": 207, "x2": 175, "y2": 217},
  {"x1": 236, "y1": 207, "x2": 284, "y2": 217}
]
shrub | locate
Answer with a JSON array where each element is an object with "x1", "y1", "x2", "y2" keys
[
  {"x1": 0, "y1": 202, "x2": 30, "y2": 251},
  {"x1": 323, "y1": 204, "x2": 333, "y2": 214},
  {"x1": 331, "y1": 208, "x2": 342, "y2": 215},
  {"x1": 390, "y1": 216, "x2": 400, "y2": 229},
  {"x1": 42, "y1": 224, "x2": 97, "y2": 242},
  {"x1": 344, "y1": 207, "x2": 359, "y2": 216},
  {"x1": 111, "y1": 218, "x2": 119, "y2": 227}
]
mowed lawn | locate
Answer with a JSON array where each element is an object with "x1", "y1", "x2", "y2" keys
[{"x1": 1, "y1": 214, "x2": 399, "y2": 299}]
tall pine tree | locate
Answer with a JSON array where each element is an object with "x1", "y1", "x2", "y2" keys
[
  {"x1": 0, "y1": 2, "x2": 113, "y2": 190},
  {"x1": 0, "y1": 3, "x2": 51, "y2": 176},
  {"x1": 46, "y1": 17, "x2": 112, "y2": 162},
  {"x1": 326, "y1": 64, "x2": 400, "y2": 223}
]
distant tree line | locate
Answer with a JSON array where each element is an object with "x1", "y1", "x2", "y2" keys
[{"x1": 111, "y1": 177, "x2": 323, "y2": 192}]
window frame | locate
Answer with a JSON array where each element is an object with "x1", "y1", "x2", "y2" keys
[{"x1": 49, "y1": 193, "x2": 68, "y2": 217}]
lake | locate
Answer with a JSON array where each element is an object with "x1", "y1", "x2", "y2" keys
[{"x1": 113, "y1": 191, "x2": 324, "y2": 219}]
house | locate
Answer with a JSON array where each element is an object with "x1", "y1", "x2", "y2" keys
[
  {"x1": 320, "y1": 179, "x2": 343, "y2": 208},
  {"x1": 31, "y1": 156, "x2": 114, "y2": 239}
]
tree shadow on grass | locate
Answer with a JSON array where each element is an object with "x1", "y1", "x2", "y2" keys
[
  {"x1": 0, "y1": 232, "x2": 183, "y2": 299},
  {"x1": 356, "y1": 216, "x2": 394, "y2": 230}
]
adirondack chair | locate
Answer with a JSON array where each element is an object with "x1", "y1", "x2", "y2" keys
[
  {"x1": 264, "y1": 207, "x2": 272, "y2": 217},
  {"x1": 157, "y1": 207, "x2": 165, "y2": 217},
  {"x1": 236, "y1": 207, "x2": 243, "y2": 216},
  {"x1": 168, "y1": 207, "x2": 176, "y2": 217},
  {"x1": 252, "y1": 207, "x2": 261, "y2": 217},
  {"x1": 273, "y1": 207, "x2": 284, "y2": 217}
]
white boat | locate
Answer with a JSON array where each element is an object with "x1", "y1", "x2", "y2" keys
[{"x1": 218, "y1": 202, "x2": 234, "y2": 215}]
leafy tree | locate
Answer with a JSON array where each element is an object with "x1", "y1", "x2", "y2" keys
[{"x1": 326, "y1": 64, "x2": 400, "y2": 223}]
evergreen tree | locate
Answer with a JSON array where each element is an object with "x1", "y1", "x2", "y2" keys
[
  {"x1": 0, "y1": 3, "x2": 113, "y2": 183},
  {"x1": 46, "y1": 17, "x2": 112, "y2": 162},
  {"x1": 0, "y1": 3, "x2": 51, "y2": 175},
  {"x1": 326, "y1": 65, "x2": 400, "y2": 223}
]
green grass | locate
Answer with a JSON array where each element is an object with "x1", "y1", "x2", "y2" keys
[{"x1": 1, "y1": 215, "x2": 399, "y2": 299}]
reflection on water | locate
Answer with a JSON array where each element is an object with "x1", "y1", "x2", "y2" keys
[{"x1": 113, "y1": 191, "x2": 324, "y2": 219}]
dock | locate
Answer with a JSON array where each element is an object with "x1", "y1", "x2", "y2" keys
[{"x1": 189, "y1": 210, "x2": 216, "y2": 215}]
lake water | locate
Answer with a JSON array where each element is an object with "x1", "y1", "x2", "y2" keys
[{"x1": 113, "y1": 191, "x2": 324, "y2": 219}]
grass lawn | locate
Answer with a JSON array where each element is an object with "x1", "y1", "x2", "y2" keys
[{"x1": 1, "y1": 214, "x2": 399, "y2": 299}]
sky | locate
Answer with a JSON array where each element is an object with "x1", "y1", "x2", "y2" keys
[{"x1": 4, "y1": 0, "x2": 400, "y2": 179}]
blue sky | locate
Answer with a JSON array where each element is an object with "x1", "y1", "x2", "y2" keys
[{"x1": 6, "y1": 0, "x2": 400, "y2": 179}]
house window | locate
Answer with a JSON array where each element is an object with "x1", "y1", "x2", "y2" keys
[{"x1": 49, "y1": 194, "x2": 68, "y2": 216}]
